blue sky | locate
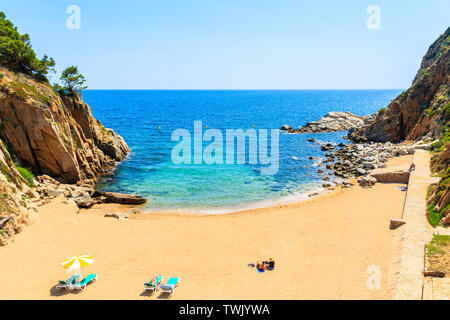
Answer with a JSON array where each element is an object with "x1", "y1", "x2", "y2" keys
[{"x1": 2, "y1": 0, "x2": 449, "y2": 89}]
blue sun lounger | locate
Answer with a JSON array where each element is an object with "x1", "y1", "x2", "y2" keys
[
  {"x1": 160, "y1": 277, "x2": 179, "y2": 296},
  {"x1": 71, "y1": 274, "x2": 97, "y2": 290},
  {"x1": 144, "y1": 275, "x2": 162, "y2": 292}
]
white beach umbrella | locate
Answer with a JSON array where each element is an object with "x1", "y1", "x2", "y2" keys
[{"x1": 61, "y1": 255, "x2": 94, "y2": 274}]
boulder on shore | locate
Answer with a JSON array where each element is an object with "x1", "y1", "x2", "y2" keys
[
  {"x1": 358, "y1": 176, "x2": 377, "y2": 187},
  {"x1": 92, "y1": 191, "x2": 147, "y2": 205},
  {"x1": 75, "y1": 193, "x2": 94, "y2": 208},
  {"x1": 105, "y1": 212, "x2": 129, "y2": 220}
]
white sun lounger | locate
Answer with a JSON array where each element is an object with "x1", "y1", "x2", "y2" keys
[
  {"x1": 56, "y1": 274, "x2": 81, "y2": 290},
  {"x1": 70, "y1": 274, "x2": 97, "y2": 290},
  {"x1": 144, "y1": 275, "x2": 163, "y2": 292},
  {"x1": 160, "y1": 277, "x2": 179, "y2": 296}
]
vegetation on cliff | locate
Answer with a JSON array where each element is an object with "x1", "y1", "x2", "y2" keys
[
  {"x1": 0, "y1": 11, "x2": 55, "y2": 81},
  {"x1": 424, "y1": 30, "x2": 450, "y2": 227},
  {"x1": 15, "y1": 163, "x2": 34, "y2": 187},
  {"x1": 425, "y1": 234, "x2": 450, "y2": 276},
  {"x1": 428, "y1": 142, "x2": 450, "y2": 226},
  {"x1": 54, "y1": 66, "x2": 88, "y2": 96},
  {"x1": 0, "y1": 139, "x2": 38, "y2": 246},
  {"x1": 0, "y1": 11, "x2": 88, "y2": 94}
]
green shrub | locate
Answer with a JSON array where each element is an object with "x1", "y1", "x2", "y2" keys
[
  {"x1": 428, "y1": 204, "x2": 443, "y2": 227},
  {"x1": 58, "y1": 66, "x2": 87, "y2": 95},
  {"x1": 0, "y1": 164, "x2": 13, "y2": 183},
  {"x1": 14, "y1": 163, "x2": 34, "y2": 187},
  {"x1": 8, "y1": 81, "x2": 50, "y2": 105},
  {"x1": 0, "y1": 11, "x2": 55, "y2": 81},
  {"x1": 427, "y1": 184, "x2": 437, "y2": 198},
  {"x1": 430, "y1": 133, "x2": 450, "y2": 152},
  {"x1": 443, "y1": 102, "x2": 450, "y2": 118},
  {"x1": 425, "y1": 106, "x2": 436, "y2": 118},
  {"x1": 426, "y1": 234, "x2": 450, "y2": 256}
]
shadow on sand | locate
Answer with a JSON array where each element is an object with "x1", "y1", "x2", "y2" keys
[
  {"x1": 50, "y1": 285, "x2": 83, "y2": 297},
  {"x1": 139, "y1": 289, "x2": 156, "y2": 297},
  {"x1": 156, "y1": 291, "x2": 172, "y2": 299},
  {"x1": 139, "y1": 289, "x2": 172, "y2": 299}
]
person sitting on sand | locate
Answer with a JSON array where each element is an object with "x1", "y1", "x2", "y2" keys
[
  {"x1": 408, "y1": 163, "x2": 416, "y2": 172},
  {"x1": 256, "y1": 261, "x2": 266, "y2": 272},
  {"x1": 265, "y1": 258, "x2": 275, "y2": 270}
]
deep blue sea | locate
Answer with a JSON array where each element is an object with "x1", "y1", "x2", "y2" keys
[{"x1": 82, "y1": 90, "x2": 401, "y2": 213}]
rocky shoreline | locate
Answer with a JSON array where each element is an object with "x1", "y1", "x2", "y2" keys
[
  {"x1": 309, "y1": 139, "x2": 418, "y2": 191},
  {"x1": 280, "y1": 108, "x2": 425, "y2": 192},
  {"x1": 0, "y1": 168, "x2": 147, "y2": 245},
  {"x1": 33, "y1": 175, "x2": 147, "y2": 209},
  {"x1": 281, "y1": 111, "x2": 375, "y2": 133}
]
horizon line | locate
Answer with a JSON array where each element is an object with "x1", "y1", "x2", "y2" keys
[{"x1": 84, "y1": 88, "x2": 405, "y2": 91}]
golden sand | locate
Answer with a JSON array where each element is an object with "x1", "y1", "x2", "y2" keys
[{"x1": 0, "y1": 156, "x2": 413, "y2": 299}]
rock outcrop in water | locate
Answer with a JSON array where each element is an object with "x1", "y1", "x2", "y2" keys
[
  {"x1": 0, "y1": 67, "x2": 131, "y2": 245},
  {"x1": 281, "y1": 111, "x2": 375, "y2": 133}
]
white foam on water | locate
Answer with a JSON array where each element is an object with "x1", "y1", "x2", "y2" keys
[{"x1": 140, "y1": 182, "x2": 333, "y2": 215}]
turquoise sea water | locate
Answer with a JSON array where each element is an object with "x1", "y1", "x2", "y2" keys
[{"x1": 83, "y1": 90, "x2": 401, "y2": 213}]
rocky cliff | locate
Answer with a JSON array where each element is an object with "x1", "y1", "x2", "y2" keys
[
  {"x1": 0, "y1": 138, "x2": 39, "y2": 245},
  {"x1": 349, "y1": 27, "x2": 450, "y2": 227},
  {"x1": 349, "y1": 27, "x2": 449, "y2": 143},
  {"x1": 0, "y1": 67, "x2": 130, "y2": 244},
  {"x1": 0, "y1": 68, "x2": 129, "y2": 184}
]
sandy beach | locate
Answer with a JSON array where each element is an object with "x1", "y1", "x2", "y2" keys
[{"x1": 0, "y1": 155, "x2": 413, "y2": 300}]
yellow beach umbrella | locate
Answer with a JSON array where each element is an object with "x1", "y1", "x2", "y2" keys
[{"x1": 61, "y1": 255, "x2": 94, "y2": 274}]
